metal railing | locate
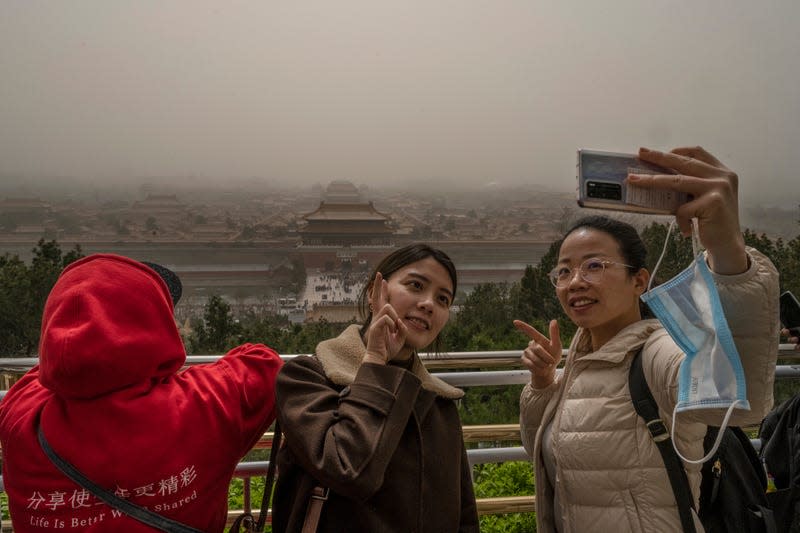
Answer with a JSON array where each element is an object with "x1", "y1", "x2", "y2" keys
[{"x1": 1, "y1": 345, "x2": 799, "y2": 526}]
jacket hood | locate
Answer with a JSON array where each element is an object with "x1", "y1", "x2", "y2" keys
[{"x1": 38, "y1": 253, "x2": 186, "y2": 399}]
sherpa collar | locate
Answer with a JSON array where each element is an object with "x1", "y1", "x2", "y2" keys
[{"x1": 314, "y1": 324, "x2": 464, "y2": 400}]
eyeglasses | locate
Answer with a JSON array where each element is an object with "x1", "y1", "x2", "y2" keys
[{"x1": 548, "y1": 258, "x2": 634, "y2": 288}]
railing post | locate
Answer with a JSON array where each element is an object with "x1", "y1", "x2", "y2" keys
[{"x1": 243, "y1": 477, "x2": 251, "y2": 514}]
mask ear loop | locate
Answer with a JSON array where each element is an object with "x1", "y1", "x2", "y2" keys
[
  {"x1": 647, "y1": 218, "x2": 703, "y2": 294},
  {"x1": 669, "y1": 399, "x2": 748, "y2": 464},
  {"x1": 647, "y1": 220, "x2": 676, "y2": 292},
  {"x1": 690, "y1": 217, "x2": 702, "y2": 257}
]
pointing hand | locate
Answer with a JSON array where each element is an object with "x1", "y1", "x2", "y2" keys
[{"x1": 514, "y1": 319, "x2": 562, "y2": 388}]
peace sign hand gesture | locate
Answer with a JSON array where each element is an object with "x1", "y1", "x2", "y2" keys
[
  {"x1": 363, "y1": 272, "x2": 409, "y2": 365},
  {"x1": 514, "y1": 319, "x2": 562, "y2": 388}
]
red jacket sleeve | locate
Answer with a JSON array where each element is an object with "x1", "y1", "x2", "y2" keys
[{"x1": 217, "y1": 343, "x2": 284, "y2": 456}]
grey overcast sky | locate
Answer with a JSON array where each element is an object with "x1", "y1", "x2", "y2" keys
[{"x1": 1, "y1": 1, "x2": 799, "y2": 205}]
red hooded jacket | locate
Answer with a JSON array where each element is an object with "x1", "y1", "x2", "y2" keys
[{"x1": 0, "y1": 254, "x2": 282, "y2": 532}]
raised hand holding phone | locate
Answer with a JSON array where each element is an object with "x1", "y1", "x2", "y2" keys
[
  {"x1": 780, "y1": 291, "x2": 800, "y2": 349},
  {"x1": 363, "y1": 272, "x2": 409, "y2": 365},
  {"x1": 629, "y1": 146, "x2": 748, "y2": 275},
  {"x1": 576, "y1": 149, "x2": 686, "y2": 215},
  {"x1": 514, "y1": 319, "x2": 562, "y2": 388}
]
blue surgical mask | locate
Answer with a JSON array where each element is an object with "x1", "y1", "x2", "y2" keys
[{"x1": 640, "y1": 221, "x2": 749, "y2": 463}]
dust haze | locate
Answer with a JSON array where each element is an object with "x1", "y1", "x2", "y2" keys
[{"x1": 2, "y1": 1, "x2": 799, "y2": 207}]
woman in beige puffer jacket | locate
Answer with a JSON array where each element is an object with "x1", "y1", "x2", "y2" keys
[{"x1": 517, "y1": 146, "x2": 779, "y2": 532}]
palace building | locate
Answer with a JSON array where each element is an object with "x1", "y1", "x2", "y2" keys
[{"x1": 299, "y1": 181, "x2": 394, "y2": 247}]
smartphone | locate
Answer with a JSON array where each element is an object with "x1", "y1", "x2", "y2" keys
[
  {"x1": 576, "y1": 149, "x2": 689, "y2": 215},
  {"x1": 780, "y1": 291, "x2": 800, "y2": 337}
]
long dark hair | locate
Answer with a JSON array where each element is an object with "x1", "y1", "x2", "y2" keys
[
  {"x1": 562, "y1": 215, "x2": 653, "y2": 318},
  {"x1": 358, "y1": 243, "x2": 457, "y2": 354}
]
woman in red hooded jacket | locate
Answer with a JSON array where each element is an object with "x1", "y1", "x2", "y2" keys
[{"x1": 0, "y1": 254, "x2": 283, "y2": 532}]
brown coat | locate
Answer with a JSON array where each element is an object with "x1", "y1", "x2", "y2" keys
[{"x1": 272, "y1": 325, "x2": 479, "y2": 533}]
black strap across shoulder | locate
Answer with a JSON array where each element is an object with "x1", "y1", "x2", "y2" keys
[
  {"x1": 37, "y1": 424, "x2": 204, "y2": 533},
  {"x1": 628, "y1": 348, "x2": 697, "y2": 533},
  {"x1": 229, "y1": 421, "x2": 282, "y2": 533}
]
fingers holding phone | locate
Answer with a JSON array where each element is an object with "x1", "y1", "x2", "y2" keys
[
  {"x1": 576, "y1": 149, "x2": 687, "y2": 215},
  {"x1": 781, "y1": 328, "x2": 800, "y2": 350},
  {"x1": 780, "y1": 291, "x2": 800, "y2": 350},
  {"x1": 629, "y1": 146, "x2": 747, "y2": 275},
  {"x1": 640, "y1": 146, "x2": 733, "y2": 181}
]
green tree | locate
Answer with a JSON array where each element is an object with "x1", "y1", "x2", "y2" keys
[
  {"x1": 0, "y1": 254, "x2": 32, "y2": 355},
  {"x1": 277, "y1": 320, "x2": 345, "y2": 354},
  {"x1": 239, "y1": 225, "x2": 256, "y2": 240},
  {"x1": 145, "y1": 216, "x2": 159, "y2": 233},
  {"x1": 474, "y1": 462, "x2": 536, "y2": 533},
  {"x1": 443, "y1": 237, "x2": 572, "y2": 354},
  {"x1": 460, "y1": 383, "x2": 525, "y2": 425},
  {"x1": 640, "y1": 221, "x2": 694, "y2": 283},
  {"x1": 743, "y1": 229, "x2": 778, "y2": 263},
  {"x1": 774, "y1": 235, "x2": 800, "y2": 297},
  {"x1": 0, "y1": 492, "x2": 8, "y2": 523},
  {"x1": 289, "y1": 258, "x2": 306, "y2": 290},
  {"x1": 237, "y1": 311, "x2": 292, "y2": 354},
  {"x1": 188, "y1": 295, "x2": 243, "y2": 353},
  {"x1": 0, "y1": 239, "x2": 83, "y2": 355},
  {"x1": 511, "y1": 240, "x2": 571, "y2": 341},
  {"x1": 444, "y1": 283, "x2": 518, "y2": 351}
]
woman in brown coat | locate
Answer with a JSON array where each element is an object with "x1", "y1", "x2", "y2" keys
[{"x1": 272, "y1": 244, "x2": 479, "y2": 533}]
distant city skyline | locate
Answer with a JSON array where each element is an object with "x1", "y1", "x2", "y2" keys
[
  {"x1": 2, "y1": 1, "x2": 800, "y2": 207},
  {"x1": 1, "y1": 176, "x2": 797, "y2": 243}
]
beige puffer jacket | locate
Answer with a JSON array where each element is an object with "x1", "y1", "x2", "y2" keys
[{"x1": 520, "y1": 248, "x2": 779, "y2": 532}]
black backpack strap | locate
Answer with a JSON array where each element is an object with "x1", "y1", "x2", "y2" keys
[
  {"x1": 230, "y1": 420, "x2": 282, "y2": 533},
  {"x1": 628, "y1": 348, "x2": 697, "y2": 533},
  {"x1": 37, "y1": 424, "x2": 204, "y2": 533},
  {"x1": 260, "y1": 421, "x2": 281, "y2": 530}
]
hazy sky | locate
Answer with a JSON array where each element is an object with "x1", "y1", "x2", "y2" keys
[{"x1": 2, "y1": 1, "x2": 799, "y2": 205}]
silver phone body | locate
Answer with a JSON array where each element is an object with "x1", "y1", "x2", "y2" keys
[{"x1": 576, "y1": 149, "x2": 688, "y2": 215}]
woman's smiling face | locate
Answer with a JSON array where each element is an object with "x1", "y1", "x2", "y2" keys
[
  {"x1": 377, "y1": 256, "x2": 454, "y2": 354},
  {"x1": 555, "y1": 228, "x2": 648, "y2": 349}
]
